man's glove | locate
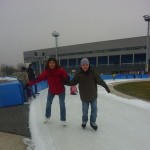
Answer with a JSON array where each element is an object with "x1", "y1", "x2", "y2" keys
[
  {"x1": 106, "y1": 88, "x2": 110, "y2": 93},
  {"x1": 64, "y1": 75, "x2": 70, "y2": 85}
]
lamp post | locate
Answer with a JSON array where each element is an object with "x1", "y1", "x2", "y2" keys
[
  {"x1": 52, "y1": 31, "x2": 60, "y2": 60},
  {"x1": 143, "y1": 14, "x2": 150, "y2": 72},
  {"x1": 0, "y1": 60, "x2": 2, "y2": 80},
  {"x1": 0, "y1": 65, "x2": 2, "y2": 80}
]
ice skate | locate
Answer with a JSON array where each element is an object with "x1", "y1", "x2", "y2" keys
[
  {"x1": 35, "y1": 92, "x2": 40, "y2": 95},
  {"x1": 44, "y1": 117, "x2": 50, "y2": 124},
  {"x1": 81, "y1": 122, "x2": 86, "y2": 129},
  {"x1": 90, "y1": 122, "x2": 98, "y2": 131},
  {"x1": 62, "y1": 121, "x2": 67, "y2": 126}
]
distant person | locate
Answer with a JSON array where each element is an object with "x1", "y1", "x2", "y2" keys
[
  {"x1": 70, "y1": 85, "x2": 78, "y2": 95},
  {"x1": 17, "y1": 67, "x2": 35, "y2": 102},
  {"x1": 112, "y1": 73, "x2": 116, "y2": 80},
  {"x1": 133, "y1": 72, "x2": 136, "y2": 78},
  {"x1": 27, "y1": 58, "x2": 70, "y2": 126},
  {"x1": 68, "y1": 58, "x2": 110, "y2": 130},
  {"x1": 27, "y1": 64, "x2": 39, "y2": 95}
]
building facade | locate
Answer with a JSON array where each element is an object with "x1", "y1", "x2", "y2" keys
[{"x1": 23, "y1": 36, "x2": 150, "y2": 74}]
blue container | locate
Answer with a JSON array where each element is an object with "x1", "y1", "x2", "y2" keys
[{"x1": 0, "y1": 81, "x2": 24, "y2": 107}]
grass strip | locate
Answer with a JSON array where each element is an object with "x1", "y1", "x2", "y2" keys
[{"x1": 114, "y1": 81, "x2": 150, "y2": 102}]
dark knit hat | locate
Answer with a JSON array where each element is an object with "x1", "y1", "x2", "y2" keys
[
  {"x1": 21, "y1": 67, "x2": 26, "y2": 71},
  {"x1": 80, "y1": 58, "x2": 89, "y2": 66}
]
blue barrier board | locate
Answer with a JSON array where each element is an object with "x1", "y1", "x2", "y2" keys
[{"x1": 0, "y1": 81, "x2": 24, "y2": 107}]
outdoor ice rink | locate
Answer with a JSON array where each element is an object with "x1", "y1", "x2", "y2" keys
[{"x1": 29, "y1": 79, "x2": 150, "y2": 150}]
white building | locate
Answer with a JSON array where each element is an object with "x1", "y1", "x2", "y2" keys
[{"x1": 23, "y1": 36, "x2": 149, "y2": 74}]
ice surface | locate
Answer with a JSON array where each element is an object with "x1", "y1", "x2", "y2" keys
[{"x1": 29, "y1": 79, "x2": 150, "y2": 150}]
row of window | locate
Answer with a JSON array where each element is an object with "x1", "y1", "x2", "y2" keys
[{"x1": 60, "y1": 53, "x2": 146, "y2": 66}]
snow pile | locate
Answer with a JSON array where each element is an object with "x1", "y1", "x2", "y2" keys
[{"x1": 22, "y1": 138, "x2": 35, "y2": 150}]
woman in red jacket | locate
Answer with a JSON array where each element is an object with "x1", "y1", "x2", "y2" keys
[{"x1": 28, "y1": 58, "x2": 69, "y2": 125}]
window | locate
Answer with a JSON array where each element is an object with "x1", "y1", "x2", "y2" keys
[
  {"x1": 60, "y1": 59, "x2": 67, "y2": 67},
  {"x1": 109, "y1": 55, "x2": 120, "y2": 64},
  {"x1": 69, "y1": 59, "x2": 76, "y2": 66},
  {"x1": 98, "y1": 56, "x2": 108, "y2": 65}
]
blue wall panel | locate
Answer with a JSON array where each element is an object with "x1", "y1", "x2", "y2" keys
[
  {"x1": 36, "y1": 81, "x2": 48, "y2": 92},
  {"x1": 0, "y1": 81, "x2": 24, "y2": 107},
  {"x1": 0, "y1": 80, "x2": 48, "y2": 107}
]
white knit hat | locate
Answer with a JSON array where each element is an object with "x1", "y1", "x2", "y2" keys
[{"x1": 80, "y1": 58, "x2": 89, "y2": 66}]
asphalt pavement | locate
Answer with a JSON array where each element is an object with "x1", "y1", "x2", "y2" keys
[{"x1": 0, "y1": 104, "x2": 31, "y2": 150}]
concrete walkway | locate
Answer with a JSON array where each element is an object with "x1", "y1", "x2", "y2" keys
[
  {"x1": 0, "y1": 132, "x2": 26, "y2": 150},
  {"x1": 0, "y1": 104, "x2": 31, "y2": 150}
]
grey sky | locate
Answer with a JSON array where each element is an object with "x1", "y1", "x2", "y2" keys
[{"x1": 0, "y1": 0, "x2": 150, "y2": 67}]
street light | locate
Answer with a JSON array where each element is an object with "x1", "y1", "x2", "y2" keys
[
  {"x1": 0, "y1": 65, "x2": 2, "y2": 80},
  {"x1": 143, "y1": 14, "x2": 150, "y2": 72},
  {"x1": 52, "y1": 31, "x2": 60, "y2": 60},
  {"x1": 0, "y1": 60, "x2": 2, "y2": 80}
]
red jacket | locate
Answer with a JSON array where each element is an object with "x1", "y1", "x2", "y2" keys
[{"x1": 28, "y1": 67, "x2": 69, "y2": 95}]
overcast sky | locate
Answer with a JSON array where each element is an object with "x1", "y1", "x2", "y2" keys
[{"x1": 0, "y1": 0, "x2": 150, "y2": 67}]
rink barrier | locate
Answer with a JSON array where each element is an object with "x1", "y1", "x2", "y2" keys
[
  {"x1": 0, "y1": 81, "x2": 24, "y2": 107},
  {"x1": 31, "y1": 81, "x2": 48, "y2": 93},
  {"x1": 100, "y1": 74, "x2": 149, "y2": 80},
  {"x1": 69, "y1": 74, "x2": 149, "y2": 80},
  {"x1": 0, "y1": 80, "x2": 48, "y2": 107}
]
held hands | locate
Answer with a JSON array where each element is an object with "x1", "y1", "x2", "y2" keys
[{"x1": 64, "y1": 75, "x2": 70, "y2": 85}]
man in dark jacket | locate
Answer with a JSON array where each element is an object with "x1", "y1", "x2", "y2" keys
[
  {"x1": 68, "y1": 58, "x2": 110, "y2": 130},
  {"x1": 27, "y1": 64, "x2": 39, "y2": 95}
]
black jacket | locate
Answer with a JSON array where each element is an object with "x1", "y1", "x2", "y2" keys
[
  {"x1": 27, "y1": 67, "x2": 36, "y2": 81},
  {"x1": 68, "y1": 67, "x2": 110, "y2": 101}
]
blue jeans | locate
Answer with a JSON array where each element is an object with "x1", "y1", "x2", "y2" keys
[
  {"x1": 82, "y1": 99, "x2": 97, "y2": 124},
  {"x1": 20, "y1": 82, "x2": 28, "y2": 102},
  {"x1": 45, "y1": 91, "x2": 66, "y2": 121},
  {"x1": 32, "y1": 84, "x2": 38, "y2": 93},
  {"x1": 28, "y1": 86, "x2": 36, "y2": 98}
]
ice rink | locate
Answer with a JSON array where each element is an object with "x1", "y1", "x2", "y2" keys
[{"x1": 29, "y1": 79, "x2": 150, "y2": 150}]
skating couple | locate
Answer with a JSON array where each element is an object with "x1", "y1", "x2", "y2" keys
[{"x1": 27, "y1": 57, "x2": 110, "y2": 130}]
